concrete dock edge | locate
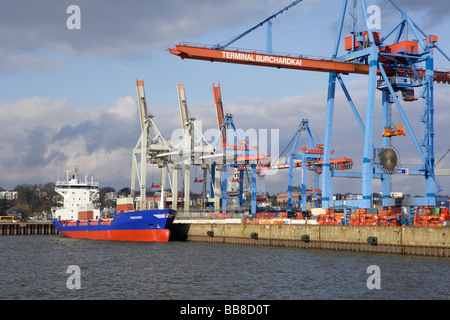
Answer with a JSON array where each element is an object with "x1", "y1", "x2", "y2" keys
[{"x1": 170, "y1": 223, "x2": 450, "y2": 258}]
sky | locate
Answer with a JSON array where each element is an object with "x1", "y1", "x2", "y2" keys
[{"x1": 0, "y1": 0, "x2": 449, "y2": 197}]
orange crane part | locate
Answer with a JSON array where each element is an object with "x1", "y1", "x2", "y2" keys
[
  {"x1": 259, "y1": 157, "x2": 352, "y2": 171},
  {"x1": 169, "y1": 43, "x2": 450, "y2": 82},
  {"x1": 382, "y1": 125, "x2": 406, "y2": 137},
  {"x1": 236, "y1": 154, "x2": 270, "y2": 162},
  {"x1": 169, "y1": 44, "x2": 369, "y2": 75},
  {"x1": 212, "y1": 83, "x2": 226, "y2": 147}
]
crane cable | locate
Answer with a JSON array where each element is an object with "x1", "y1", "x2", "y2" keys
[{"x1": 214, "y1": 0, "x2": 304, "y2": 50}]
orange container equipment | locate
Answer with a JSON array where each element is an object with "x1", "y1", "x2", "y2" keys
[
  {"x1": 317, "y1": 209, "x2": 342, "y2": 225},
  {"x1": 426, "y1": 35, "x2": 438, "y2": 43},
  {"x1": 413, "y1": 214, "x2": 443, "y2": 226},
  {"x1": 381, "y1": 40, "x2": 418, "y2": 54},
  {"x1": 78, "y1": 211, "x2": 93, "y2": 220},
  {"x1": 345, "y1": 31, "x2": 381, "y2": 51}
]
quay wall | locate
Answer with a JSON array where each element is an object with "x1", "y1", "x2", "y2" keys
[
  {"x1": 0, "y1": 222, "x2": 59, "y2": 236},
  {"x1": 170, "y1": 222, "x2": 450, "y2": 258},
  {"x1": 2, "y1": 220, "x2": 448, "y2": 258}
]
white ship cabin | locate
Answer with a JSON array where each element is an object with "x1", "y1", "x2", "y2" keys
[{"x1": 52, "y1": 169, "x2": 100, "y2": 221}]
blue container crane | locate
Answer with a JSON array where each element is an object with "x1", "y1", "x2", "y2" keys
[{"x1": 170, "y1": 0, "x2": 450, "y2": 216}]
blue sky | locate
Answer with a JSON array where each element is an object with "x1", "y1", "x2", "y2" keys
[{"x1": 1, "y1": 0, "x2": 449, "y2": 197}]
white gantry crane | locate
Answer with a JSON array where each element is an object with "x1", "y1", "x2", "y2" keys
[
  {"x1": 131, "y1": 79, "x2": 173, "y2": 211},
  {"x1": 131, "y1": 79, "x2": 217, "y2": 214},
  {"x1": 175, "y1": 83, "x2": 216, "y2": 213}
]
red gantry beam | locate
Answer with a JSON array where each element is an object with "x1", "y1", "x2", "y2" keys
[
  {"x1": 169, "y1": 43, "x2": 370, "y2": 75},
  {"x1": 169, "y1": 43, "x2": 450, "y2": 82}
]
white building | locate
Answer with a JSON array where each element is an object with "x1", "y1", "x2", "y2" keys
[
  {"x1": 52, "y1": 169, "x2": 100, "y2": 221},
  {"x1": 0, "y1": 191, "x2": 18, "y2": 200}
]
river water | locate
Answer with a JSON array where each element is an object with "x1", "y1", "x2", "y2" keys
[{"x1": 0, "y1": 235, "x2": 448, "y2": 302}]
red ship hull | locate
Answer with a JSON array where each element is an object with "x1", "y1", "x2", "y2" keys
[
  {"x1": 60, "y1": 228, "x2": 171, "y2": 242},
  {"x1": 53, "y1": 209, "x2": 176, "y2": 242}
]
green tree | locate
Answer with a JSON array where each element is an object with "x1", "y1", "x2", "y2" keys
[
  {"x1": 14, "y1": 184, "x2": 36, "y2": 216},
  {"x1": 99, "y1": 187, "x2": 116, "y2": 208},
  {"x1": 13, "y1": 183, "x2": 59, "y2": 218}
]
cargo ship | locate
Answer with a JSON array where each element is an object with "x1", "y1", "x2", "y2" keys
[{"x1": 52, "y1": 168, "x2": 176, "y2": 242}]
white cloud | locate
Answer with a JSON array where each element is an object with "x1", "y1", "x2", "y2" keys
[
  {"x1": 0, "y1": 96, "x2": 140, "y2": 189},
  {"x1": 1, "y1": 82, "x2": 449, "y2": 195},
  {"x1": 106, "y1": 96, "x2": 137, "y2": 122}
]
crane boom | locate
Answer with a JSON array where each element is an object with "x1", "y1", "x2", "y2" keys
[
  {"x1": 136, "y1": 80, "x2": 149, "y2": 132},
  {"x1": 169, "y1": 43, "x2": 450, "y2": 82},
  {"x1": 177, "y1": 83, "x2": 190, "y2": 131},
  {"x1": 212, "y1": 83, "x2": 226, "y2": 148},
  {"x1": 170, "y1": 43, "x2": 369, "y2": 75}
]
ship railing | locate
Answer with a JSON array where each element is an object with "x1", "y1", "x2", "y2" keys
[
  {"x1": 177, "y1": 41, "x2": 348, "y2": 63},
  {"x1": 61, "y1": 218, "x2": 113, "y2": 226}
]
